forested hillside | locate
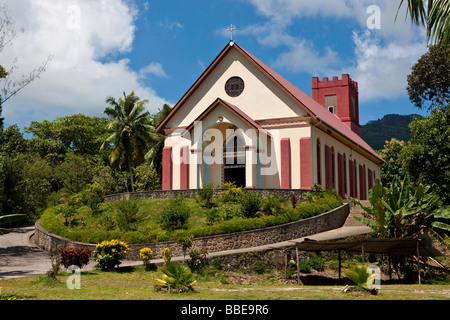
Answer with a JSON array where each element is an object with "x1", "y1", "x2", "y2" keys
[{"x1": 361, "y1": 114, "x2": 423, "y2": 150}]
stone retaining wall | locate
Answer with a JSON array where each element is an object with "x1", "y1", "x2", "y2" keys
[
  {"x1": 33, "y1": 202, "x2": 351, "y2": 261},
  {"x1": 104, "y1": 188, "x2": 307, "y2": 203}
]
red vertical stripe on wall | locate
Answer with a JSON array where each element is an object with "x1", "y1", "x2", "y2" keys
[
  {"x1": 349, "y1": 160, "x2": 355, "y2": 198},
  {"x1": 180, "y1": 145, "x2": 189, "y2": 190},
  {"x1": 162, "y1": 146, "x2": 173, "y2": 190},
  {"x1": 324, "y1": 145, "x2": 332, "y2": 189},
  {"x1": 300, "y1": 137, "x2": 311, "y2": 190},
  {"x1": 359, "y1": 164, "x2": 366, "y2": 200},
  {"x1": 280, "y1": 138, "x2": 291, "y2": 189},
  {"x1": 337, "y1": 153, "x2": 345, "y2": 198}
]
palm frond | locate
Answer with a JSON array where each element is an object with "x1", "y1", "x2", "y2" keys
[
  {"x1": 396, "y1": 0, "x2": 429, "y2": 25},
  {"x1": 427, "y1": 0, "x2": 450, "y2": 45}
]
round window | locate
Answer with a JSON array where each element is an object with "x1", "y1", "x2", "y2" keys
[{"x1": 225, "y1": 76, "x2": 244, "y2": 97}]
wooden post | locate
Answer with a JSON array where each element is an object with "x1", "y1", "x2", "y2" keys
[
  {"x1": 417, "y1": 240, "x2": 421, "y2": 285},
  {"x1": 361, "y1": 243, "x2": 365, "y2": 266},
  {"x1": 284, "y1": 251, "x2": 288, "y2": 280},
  {"x1": 338, "y1": 250, "x2": 342, "y2": 279},
  {"x1": 388, "y1": 252, "x2": 392, "y2": 281},
  {"x1": 296, "y1": 247, "x2": 300, "y2": 285}
]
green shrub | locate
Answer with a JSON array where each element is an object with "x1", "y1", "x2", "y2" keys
[
  {"x1": 197, "y1": 183, "x2": 215, "y2": 209},
  {"x1": 240, "y1": 192, "x2": 262, "y2": 218},
  {"x1": 310, "y1": 256, "x2": 325, "y2": 271},
  {"x1": 219, "y1": 202, "x2": 242, "y2": 221},
  {"x1": 113, "y1": 199, "x2": 141, "y2": 231},
  {"x1": 299, "y1": 260, "x2": 311, "y2": 273},
  {"x1": 81, "y1": 182, "x2": 104, "y2": 214},
  {"x1": 187, "y1": 249, "x2": 209, "y2": 274},
  {"x1": 57, "y1": 204, "x2": 77, "y2": 227},
  {"x1": 261, "y1": 194, "x2": 284, "y2": 216},
  {"x1": 203, "y1": 207, "x2": 221, "y2": 225},
  {"x1": 254, "y1": 260, "x2": 267, "y2": 274},
  {"x1": 220, "y1": 182, "x2": 244, "y2": 203},
  {"x1": 158, "y1": 197, "x2": 191, "y2": 231}
]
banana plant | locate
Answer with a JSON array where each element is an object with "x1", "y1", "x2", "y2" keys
[
  {"x1": 352, "y1": 175, "x2": 450, "y2": 239},
  {"x1": 351, "y1": 180, "x2": 389, "y2": 237}
]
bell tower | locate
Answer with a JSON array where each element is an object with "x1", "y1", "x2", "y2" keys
[{"x1": 312, "y1": 74, "x2": 361, "y2": 136}]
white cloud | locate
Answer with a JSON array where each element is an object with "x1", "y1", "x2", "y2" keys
[
  {"x1": 1, "y1": 0, "x2": 168, "y2": 129},
  {"x1": 139, "y1": 62, "x2": 168, "y2": 78},
  {"x1": 242, "y1": 0, "x2": 428, "y2": 101},
  {"x1": 273, "y1": 41, "x2": 340, "y2": 74},
  {"x1": 347, "y1": 30, "x2": 426, "y2": 102},
  {"x1": 159, "y1": 18, "x2": 184, "y2": 30}
]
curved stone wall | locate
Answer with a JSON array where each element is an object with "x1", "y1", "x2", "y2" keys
[
  {"x1": 103, "y1": 188, "x2": 307, "y2": 203},
  {"x1": 33, "y1": 202, "x2": 351, "y2": 261}
]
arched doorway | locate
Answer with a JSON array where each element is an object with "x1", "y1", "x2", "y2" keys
[{"x1": 222, "y1": 131, "x2": 246, "y2": 187}]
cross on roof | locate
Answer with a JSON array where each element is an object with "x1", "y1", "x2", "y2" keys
[{"x1": 226, "y1": 24, "x2": 237, "y2": 41}]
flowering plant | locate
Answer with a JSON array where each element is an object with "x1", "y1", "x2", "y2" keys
[
  {"x1": 162, "y1": 247, "x2": 171, "y2": 265},
  {"x1": 139, "y1": 247, "x2": 154, "y2": 269},
  {"x1": 93, "y1": 239, "x2": 129, "y2": 271}
]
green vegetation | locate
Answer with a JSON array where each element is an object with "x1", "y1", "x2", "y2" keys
[
  {"x1": 352, "y1": 175, "x2": 450, "y2": 239},
  {"x1": 0, "y1": 105, "x2": 172, "y2": 223},
  {"x1": 100, "y1": 92, "x2": 159, "y2": 193},
  {"x1": 39, "y1": 188, "x2": 342, "y2": 244},
  {"x1": 154, "y1": 263, "x2": 196, "y2": 293},
  {"x1": 1, "y1": 262, "x2": 449, "y2": 300},
  {"x1": 361, "y1": 114, "x2": 422, "y2": 151},
  {"x1": 344, "y1": 265, "x2": 372, "y2": 291}
]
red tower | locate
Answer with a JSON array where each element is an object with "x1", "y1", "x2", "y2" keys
[{"x1": 312, "y1": 74, "x2": 361, "y2": 136}]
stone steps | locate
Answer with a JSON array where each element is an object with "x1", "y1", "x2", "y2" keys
[{"x1": 344, "y1": 200, "x2": 372, "y2": 227}]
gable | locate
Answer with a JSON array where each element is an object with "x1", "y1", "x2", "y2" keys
[{"x1": 158, "y1": 42, "x2": 308, "y2": 132}]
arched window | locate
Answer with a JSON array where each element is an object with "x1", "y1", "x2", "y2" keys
[{"x1": 316, "y1": 138, "x2": 321, "y2": 185}]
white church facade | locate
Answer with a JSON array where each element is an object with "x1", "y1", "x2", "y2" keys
[{"x1": 155, "y1": 41, "x2": 383, "y2": 200}]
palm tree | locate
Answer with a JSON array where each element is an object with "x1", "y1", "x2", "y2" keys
[
  {"x1": 145, "y1": 103, "x2": 172, "y2": 177},
  {"x1": 397, "y1": 0, "x2": 450, "y2": 46},
  {"x1": 100, "y1": 91, "x2": 157, "y2": 192}
]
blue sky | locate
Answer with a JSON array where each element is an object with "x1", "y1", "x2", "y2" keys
[{"x1": 2, "y1": 0, "x2": 430, "y2": 132}]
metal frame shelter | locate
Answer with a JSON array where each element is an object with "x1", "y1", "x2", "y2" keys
[{"x1": 289, "y1": 234, "x2": 443, "y2": 285}]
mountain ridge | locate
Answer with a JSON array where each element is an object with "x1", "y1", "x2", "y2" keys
[{"x1": 361, "y1": 113, "x2": 423, "y2": 151}]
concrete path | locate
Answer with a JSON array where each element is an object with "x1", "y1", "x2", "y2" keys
[
  {"x1": 0, "y1": 205, "x2": 371, "y2": 280},
  {"x1": 0, "y1": 226, "x2": 52, "y2": 279}
]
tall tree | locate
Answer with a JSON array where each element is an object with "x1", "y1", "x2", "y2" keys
[
  {"x1": 407, "y1": 44, "x2": 450, "y2": 111},
  {"x1": 397, "y1": 0, "x2": 450, "y2": 46},
  {"x1": 100, "y1": 92, "x2": 157, "y2": 192},
  {"x1": 402, "y1": 106, "x2": 450, "y2": 204},
  {"x1": 26, "y1": 114, "x2": 110, "y2": 158}
]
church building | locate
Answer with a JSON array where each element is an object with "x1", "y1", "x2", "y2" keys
[{"x1": 155, "y1": 41, "x2": 383, "y2": 200}]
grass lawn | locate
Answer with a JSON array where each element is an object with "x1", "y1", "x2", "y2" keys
[{"x1": 1, "y1": 265, "x2": 449, "y2": 301}]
